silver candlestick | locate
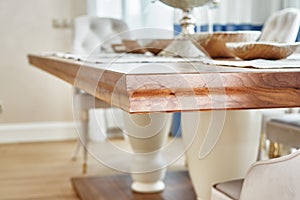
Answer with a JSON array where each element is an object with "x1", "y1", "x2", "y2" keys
[{"x1": 158, "y1": 0, "x2": 219, "y2": 57}]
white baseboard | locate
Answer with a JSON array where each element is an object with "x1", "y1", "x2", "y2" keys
[{"x1": 0, "y1": 122, "x2": 78, "y2": 144}]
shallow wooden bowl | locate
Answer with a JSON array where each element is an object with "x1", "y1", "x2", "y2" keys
[
  {"x1": 120, "y1": 39, "x2": 173, "y2": 55},
  {"x1": 191, "y1": 31, "x2": 261, "y2": 58},
  {"x1": 226, "y1": 42, "x2": 300, "y2": 60}
]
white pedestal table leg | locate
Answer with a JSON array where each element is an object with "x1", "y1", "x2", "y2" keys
[
  {"x1": 181, "y1": 110, "x2": 262, "y2": 200},
  {"x1": 123, "y1": 112, "x2": 173, "y2": 193}
]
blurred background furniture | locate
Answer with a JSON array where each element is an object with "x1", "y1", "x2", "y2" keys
[
  {"x1": 210, "y1": 7, "x2": 300, "y2": 190},
  {"x1": 256, "y1": 7, "x2": 300, "y2": 160},
  {"x1": 266, "y1": 113, "x2": 300, "y2": 158},
  {"x1": 211, "y1": 149, "x2": 300, "y2": 200},
  {"x1": 259, "y1": 7, "x2": 300, "y2": 42},
  {"x1": 72, "y1": 16, "x2": 130, "y2": 173},
  {"x1": 73, "y1": 16, "x2": 130, "y2": 54}
]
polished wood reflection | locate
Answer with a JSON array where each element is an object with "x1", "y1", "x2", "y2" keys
[{"x1": 28, "y1": 54, "x2": 300, "y2": 113}]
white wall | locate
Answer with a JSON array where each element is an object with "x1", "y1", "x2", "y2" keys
[{"x1": 0, "y1": 0, "x2": 86, "y2": 124}]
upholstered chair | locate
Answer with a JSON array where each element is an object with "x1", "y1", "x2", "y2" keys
[
  {"x1": 259, "y1": 7, "x2": 300, "y2": 42},
  {"x1": 72, "y1": 16, "x2": 130, "y2": 173},
  {"x1": 73, "y1": 16, "x2": 130, "y2": 53},
  {"x1": 211, "y1": 149, "x2": 300, "y2": 200}
]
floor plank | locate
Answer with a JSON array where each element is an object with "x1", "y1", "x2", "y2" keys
[
  {"x1": 0, "y1": 141, "x2": 121, "y2": 200},
  {"x1": 0, "y1": 139, "x2": 185, "y2": 200}
]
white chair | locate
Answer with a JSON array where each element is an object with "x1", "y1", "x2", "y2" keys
[
  {"x1": 259, "y1": 7, "x2": 300, "y2": 42},
  {"x1": 211, "y1": 149, "x2": 300, "y2": 200},
  {"x1": 71, "y1": 16, "x2": 130, "y2": 173},
  {"x1": 73, "y1": 16, "x2": 130, "y2": 54}
]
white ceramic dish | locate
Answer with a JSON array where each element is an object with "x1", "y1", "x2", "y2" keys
[
  {"x1": 226, "y1": 41, "x2": 300, "y2": 60},
  {"x1": 191, "y1": 31, "x2": 261, "y2": 58}
]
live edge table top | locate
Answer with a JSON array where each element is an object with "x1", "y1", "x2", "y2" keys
[{"x1": 28, "y1": 54, "x2": 300, "y2": 113}]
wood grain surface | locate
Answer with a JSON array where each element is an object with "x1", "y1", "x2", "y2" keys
[
  {"x1": 28, "y1": 54, "x2": 300, "y2": 113},
  {"x1": 72, "y1": 171, "x2": 196, "y2": 200},
  {"x1": 0, "y1": 139, "x2": 185, "y2": 200}
]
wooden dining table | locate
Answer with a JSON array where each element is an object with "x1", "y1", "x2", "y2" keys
[{"x1": 28, "y1": 53, "x2": 300, "y2": 200}]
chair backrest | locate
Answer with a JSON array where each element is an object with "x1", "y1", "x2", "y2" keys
[
  {"x1": 72, "y1": 16, "x2": 130, "y2": 54},
  {"x1": 259, "y1": 8, "x2": 300, "y2": 43},
  {"x1": 240, "y1": 149, "x2": 300, "y2": 200}
]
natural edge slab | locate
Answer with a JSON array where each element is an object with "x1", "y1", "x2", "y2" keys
[{"x1": 28, "y1": 54, "x2": 300, "y2": 113}]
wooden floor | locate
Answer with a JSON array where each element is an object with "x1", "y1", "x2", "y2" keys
[{"x1": 0, "y1": 140, "x2": 185, "y2": 200}]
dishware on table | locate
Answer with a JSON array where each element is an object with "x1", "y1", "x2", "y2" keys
[
  {"x1": 112, "y1": 39, "x2": 173, "y2": 55},
  {"x1": 191, "y1": 31, "x2": 261, "y2": 58},
  {"x1": 226, "y1": 41, "x2": 300, "y2": 60},
  {"x1": 158, "y1": 0, "x2": 220, "y2": 58}
]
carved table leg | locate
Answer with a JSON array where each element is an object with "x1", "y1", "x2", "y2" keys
[
  {"x1": 73, "y1": 91, "x2": 90, "y2": 174},
  {"x1": 181, "y1": 110, "x2": 262, "y2": 200},
  {"x1": 123, "y1": 113, "x2": 173, "y2": 193}
]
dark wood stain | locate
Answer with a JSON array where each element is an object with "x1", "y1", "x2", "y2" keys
[{"x1": 71, "y1": 171, "x2": 196, "y2": 200}]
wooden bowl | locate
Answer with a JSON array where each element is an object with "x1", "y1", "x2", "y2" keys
[
  {"x1": 191, "y1": 31, "x2": 261, "y2": 58},
  {"x1": 226, "y1": 42, "x2": 300, "y2": 60},
  {"x1": 120, "y1": 39, "x2": 173, "y2": 55}
]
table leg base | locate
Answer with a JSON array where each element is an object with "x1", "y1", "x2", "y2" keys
[
  {"x1": 71, "y1": 171, "x2": 196, "y2": 200},
  {"x1": 132, "y1": 180, "x2": 165, "y2": 193}
]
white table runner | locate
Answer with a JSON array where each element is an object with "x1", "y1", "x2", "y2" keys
[{"x1": 45, "y1": 52, "x2": 300, "y2": 69}]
